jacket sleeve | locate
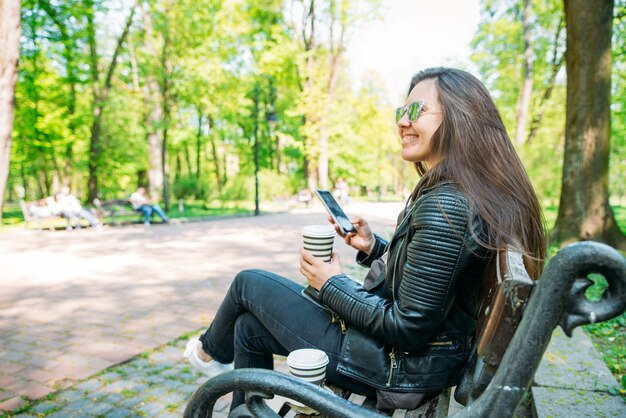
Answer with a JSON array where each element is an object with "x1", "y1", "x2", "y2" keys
[
  {"x1": 355, "y1": 233, "x2": 388, "y2": 267},
  {"x1": 318, "y1": 189, "x2": 471, "y2": 352}
]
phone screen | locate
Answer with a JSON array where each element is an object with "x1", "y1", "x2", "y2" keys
[{"x1": 315, "y1": 190, "x2": 356, "y2": 234}]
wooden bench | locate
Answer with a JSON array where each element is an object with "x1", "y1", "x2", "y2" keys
[
  {"x1": 19, "y1": 199, "x2": 69, "y2": 230},
  {"x1": 182, "y1": 241, "x2": 626, "y2": 418},
  {"x1": 93, "y1": 198, "x2": 140, "y2": 225}
]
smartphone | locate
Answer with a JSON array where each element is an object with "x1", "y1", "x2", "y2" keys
[{"x1": 315, "y1": 189, "x2": 357, "y2": 235}]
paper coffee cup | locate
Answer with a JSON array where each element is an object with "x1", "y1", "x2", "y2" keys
[
  {"x1": 302, "y1": 225, "x2": 335, "y2": 263},
  {"x1": 286, "y1": 348, "x2": 329, "y2": 386}
]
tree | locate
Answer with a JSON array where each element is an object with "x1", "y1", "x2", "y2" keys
[
  {"x1": 0, "y1": 0, "x2": 21, "y2": 221},
  {"x1": 86, "y1": 1, "x2": 135, "y2": 201},
  {"x1": 513, "y1": 0, "x2": 534, "y2": 145},
  {"x1": 554, "y1": 0, "x2": 625, "y2": 249}
]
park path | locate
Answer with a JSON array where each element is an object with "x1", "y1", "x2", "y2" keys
[{"x1": 0, "y1": 202, "x2": 403, "y2": 412}]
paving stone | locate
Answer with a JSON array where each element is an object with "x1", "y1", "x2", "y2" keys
[
  {"x1": 144, "y1": 374, "x2": 167, "y2": 384},
  {"x1": 63, "y1": 398, "x2": 93, "y2": 412},
  {"x1": 158, "y1": 411, "x2": 181, "y2": 418},
  {"x1": 143, "y1": 386, "x2": 169, "y2": 399},
  {"x1": 46, "y1": 410, "x2": 83, "y2": 418},
  {"x1": 83, "y1": 400, "x2": 113, "y2": 415},
  {"x1": 106, "y1": 391, "x2": 127, "y2": 403},
  {"x1": 104, "y1": 407, "x2": 133, "y2": 418},
  {"x1": 160, "y1": 379, "x2": 183, "y2": 390},
  {"x1": 0, "y1": 395, "x2": 27, "y2": 412},
  {"x1": 19, "y1": 367, "x2": 63, "y2": 384},
  {"x1": 137, "y1": 401, "x2": 164, "y2": 416},
  {"x1": 128, "y1": 358, "x2": 150, "y2": 368},
  {"x1": 6, "y1": 379, "x2": 54, "y2": 399},
  {"x1": 0, "y1": 374, "x2": 16, "y2": 388},
  {"x1": 97, "y1": 372, "x2": 121, "y2": 382},
  {"x1": 1, "y1": 351, "x2": 25, "y2": 363},
  {"x1": 177, "y1": 384, "x2": 200, "y2": 396},
  {"x1": 103, "y1": 380, "x2": 149, "y2": 394},
  {"x1": 533, "y1": 387, "x2": 626, "y2": 417},
  {"x1": 75, "y1": 379, "x2": 103, "y2": 392},
  {"x1": 159, "y1": 391, "x2": 186, "y2": 406},
  {"x1": 117, "y1": 395, "x2": 144, "y2": 409},
  {"x1": 31, "y1": 401, "x2": 59, "y2": 414},
  {"x1": 0, "y1": 362, "x2": 25, "y2": 374},
  {"x1": 0, "y1": 389, "x2": 14, "y2": 402},
  {"x1": 535, "y1": 328, "x2": 620, "y2": 392},
  {"x1": 56, "y1": 389, "x2": 85, "y2": 403}
]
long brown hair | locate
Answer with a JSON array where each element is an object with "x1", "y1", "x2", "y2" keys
[{"x1": 407, "y1": 67, "x2": 546, "y2": 278}]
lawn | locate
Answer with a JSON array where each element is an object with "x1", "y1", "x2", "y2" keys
[{"x1": 0, "y1": 199, "x2": 253, "y2": 229}]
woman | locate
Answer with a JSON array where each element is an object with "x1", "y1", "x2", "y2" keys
[{"x1": 184, "y1": 67, "x2": 546, "y2": 411}]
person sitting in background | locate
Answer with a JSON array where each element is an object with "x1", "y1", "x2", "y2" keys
[
  {"x1": 334, "y1": 177, "x2": 350, "y2": 205},
  {"x1": 56, "y1": 187, "x2": 102, "y2": 230},
  {"x1": 129, "y1": 186, "x2": 169, "y2": 225}
]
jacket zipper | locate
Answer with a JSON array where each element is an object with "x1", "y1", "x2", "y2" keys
[
  {"x1": 331, "y1": 313, "x2": 347, "y2": 334},
  {"x1": 386, "y1": 349, "x2": 398, "y2": 386},
  {"x1": 426, "y1": 341, "x2": 453, "y2": 347},
  {"x1": 386, "y1": 237, "x2": 404, "y2": 387}
]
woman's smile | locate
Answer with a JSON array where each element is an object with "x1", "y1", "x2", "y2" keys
[{"x1": 402, "y1": 135, "x2": 419, "y2": 147}]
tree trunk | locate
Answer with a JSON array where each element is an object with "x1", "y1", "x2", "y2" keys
[
  {"x1": 527, "y1": 17, "x2": 564, "y2": 144},
  {"x1": 87, "y1": 4, "x2": 135, "y2": 201},
  {"x1": 39, "y1": 0, "x2": 77, "y2": 187},
  {"x1": 0, "y1": 0, "x2": 21, "y2": 221},
  {"x1": 196, "y1": 112, "x2": 203, "y2": 179},
  {"x1": 208, "y1": 116, "x2": 222, "y2": 194},
  {"x1": 514, "y1": 0, "x2": 534, "y2": 145},
  {"x1": 555, "y1": 0, "x2": 625, "y2": 250},
  {"x1": 139, "y1": 1, "x2": 166, "y2": 203},
  {"x1": 184, "y1": 142, "x2": 193, "y2": 178},
  {"x1": 160, "y1": 8, "x2": 172, "y2": 212},
  {"x1": 302, "y1": 0, "x2": 318, "y2": 192}
]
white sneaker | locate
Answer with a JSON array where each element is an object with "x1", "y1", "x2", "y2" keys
[{"x1": 183, "y1": 337, "x2": 233, "y2": 377}]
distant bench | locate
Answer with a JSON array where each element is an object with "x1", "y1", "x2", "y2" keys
[
  {"x1": 93, "y1": 198, "x2": 140, "y2": 225},
  {"x1": 19, "y1": 199, "x2": 68, "y2": 230}
]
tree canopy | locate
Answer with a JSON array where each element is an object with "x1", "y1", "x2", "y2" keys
[{"x1": 2, "y1": 0, "x2": 625, "y2": 248}]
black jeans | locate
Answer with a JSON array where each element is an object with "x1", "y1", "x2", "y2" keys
[{"x1": 199, "y1": 269, "x2": 376, "y2": 410}]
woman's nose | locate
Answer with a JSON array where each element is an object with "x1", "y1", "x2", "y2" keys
[{"x1": 396, "y1": 114, "x2": 410, "y2": 128}]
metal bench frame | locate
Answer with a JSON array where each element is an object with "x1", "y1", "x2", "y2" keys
[
  {"x1": 183, "y1": 241, "x2": 626, "y2": 418},
  {"x1": 93, "y1": 198, "x2": 141, "y2": 225}
]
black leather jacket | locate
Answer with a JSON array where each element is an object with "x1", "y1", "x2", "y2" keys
[{"x1": 318, "y1": 182, "x2": 492, "y2": 392}]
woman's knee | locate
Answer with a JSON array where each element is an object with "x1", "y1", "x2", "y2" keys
[
  {"x1": 233, "y1": 312, "x2": 265, "y2": 351},
  {"x1": 232, "y1": 269, "x2": 284, "y2": 292}
]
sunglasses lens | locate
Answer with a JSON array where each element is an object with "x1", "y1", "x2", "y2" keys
[
  {"x1": 407, "y1": 102, "x2": 422, "y2": 121},
  {"x1": 395, "y1": 107, "x2": 406, "y2": 123}
]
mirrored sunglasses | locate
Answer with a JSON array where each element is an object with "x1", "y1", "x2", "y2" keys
[{"x1": 395, "y1": 101, "x2": 424, "y2": 124}]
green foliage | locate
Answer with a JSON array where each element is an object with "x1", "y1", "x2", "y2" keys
[
  {"x1": 584, "y1": 313, "x2": 626, "y2": 399},
  {"x1": 172, "y1": 176, "x2": 209, "y2": 200}
]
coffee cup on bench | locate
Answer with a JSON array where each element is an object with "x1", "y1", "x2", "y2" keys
[{"x1": 286, "y1": 348, "x2": 329, "y2": 387}]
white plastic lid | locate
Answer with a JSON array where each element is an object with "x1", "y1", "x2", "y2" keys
[
  {"x1": 301, "y1": 225, "x2": 335, "y2": 237},
  {"x1": 287, "y1": 348, "x2": 329, "y2": 368}
]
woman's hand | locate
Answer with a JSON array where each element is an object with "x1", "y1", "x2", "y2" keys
[
  {"x1": 328, "y1": 215, "x2": 375, "y2": 255},
  {"x1": 300, "y1": 249, "x2": 342, "y2": 290}
]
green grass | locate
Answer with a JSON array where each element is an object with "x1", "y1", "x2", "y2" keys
[{"x1": 0, "y1": 199, "x2": 252, "y2": 228}]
